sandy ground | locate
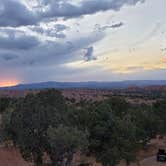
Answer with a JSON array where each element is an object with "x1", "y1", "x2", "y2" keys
[
  {"x1": 0, "y1": 148, "x2": 165, "y2": 166},
  {"x1": 0, "y1": 147, "x2": 32, "y2": 166},
  {"x1": 118, "y1": 156, "x2": 166, "y2": 166},
  {"x1": 0, "y1": 136, "x2": 165, "y2": 166},
  {"x1": 139, "y1": 156, "x2": 165, "y2": 166}
]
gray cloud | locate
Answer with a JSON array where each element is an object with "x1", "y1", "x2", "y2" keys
[
  {"x1": 0, "y1": 0, "x2": 37, "y2": 27},
  {"x1": 84, "y1": 46, "x2": 97, "y2": 62},
  {"x1": 109, "y1": 22, "x2": 124, "y2": 28},
  {"x1": 0, "y1": 0, "x2": 144, "y2": 27},
  {"x1": 0, "y1": 31, "x2": 104, "y2": 68},
  {"x1": 0, "y1": 52, "x2": 19, "y2": 61},
  {"x1": 161, "y1": 48, "x2": 166, "y2": 51},
  {"x1": 0, "y1": 29, "x2": 40, "y2": 50},
  {"x1": 41, "y1": 0, "x2": 144, "y2": 19},
  {"x1": 29, "y1": 26, "x2": 45, "y2": 34},
  {"x1": 29, "y1": 24, "x2": 69, "y2": 38},
  {"x1": 0, "y1": 0, "x2": 146, "y2": 83},
  {"x1": 94, "y1": 22, "x2": 124, "y2": 32},
  {"x1": 54, "y1": 24, "x2": 69, "y2": 32}
]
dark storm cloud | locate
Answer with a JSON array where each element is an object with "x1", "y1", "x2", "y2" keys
[
  {"x1": 0, "y1": 0, "x2": 37, "y2": 27},
  {"x1": 0, "y1": 0, "x2": 144, "y2": 27},
  {"x1": 41, "y1": 0, "x2": 144, "y2": 19},
  {"x1": 0, "y1": 0, "x2": 145, "y2": 63},
  {"x1": 0, "y1": 29, "x2": 40, "y2": 50},
  {"x1": 0, "y1": 31, "x2": 104, "y2": 68},
  {"x1": 0, "y1": 0, "x2": 146, "y2": 83}
]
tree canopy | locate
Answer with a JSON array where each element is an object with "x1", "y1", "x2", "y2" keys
[{"x1": 1, "y1": 89, "x2": 165, "y2": 166}]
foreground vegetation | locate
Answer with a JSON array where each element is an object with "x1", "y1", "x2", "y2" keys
[{"x1": 0, "y1": 89, "x2": 166, "y2": 166}]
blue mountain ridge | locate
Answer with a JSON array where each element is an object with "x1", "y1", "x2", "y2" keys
[{"x1": 0, "y1": 80, "x2": 166, "y2": 90}]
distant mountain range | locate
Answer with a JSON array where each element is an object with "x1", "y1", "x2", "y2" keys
[{"x1": 0, "y1": 80, "x2": 166, "y2": 90}]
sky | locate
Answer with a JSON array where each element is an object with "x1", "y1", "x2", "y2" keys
[{"x1": 0, "y1": 0, "x2": 166, "y2": 86}]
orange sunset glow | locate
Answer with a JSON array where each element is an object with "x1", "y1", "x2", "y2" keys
[{"x1": 0, "y1": 80, "x2": 19, "y2": 87}]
